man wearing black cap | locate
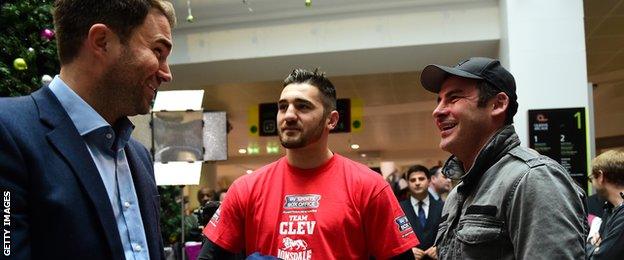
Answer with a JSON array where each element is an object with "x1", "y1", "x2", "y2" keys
[{"x1": 420, "y1": 57, "x2": 587, "y2": 259}]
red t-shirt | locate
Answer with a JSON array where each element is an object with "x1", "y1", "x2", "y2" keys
[{"x1": 203, "y1": 154, "x2": 419, "y2": 259}]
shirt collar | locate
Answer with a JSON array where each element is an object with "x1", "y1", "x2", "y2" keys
[
  {"x1": 48, "y1": 75, "x2": 110, "y2": 136},
  {"x1": 48, "y1": 75, "x2": 135, "y2": 152},
  {"x1": 411, "y1": 194, "x2": 430, "y2": 207}
]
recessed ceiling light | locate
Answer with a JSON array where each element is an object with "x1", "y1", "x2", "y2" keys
[
  {"x1": 246, "y1": 169, "x2": 253, "y2": 174},
  {"x1": 238, "y1": 148, "x2": 247, "y2": 154},
  {"x1": 350, "y1": 144, "x2": 360, "y2": 150},
  {"x1": 360, "y1": 153, "x2": 367, "y2": 158}
]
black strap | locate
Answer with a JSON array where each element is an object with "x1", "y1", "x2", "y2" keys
[{"x1": 197, "y1": 238, "x2": 241, "y2": 260}]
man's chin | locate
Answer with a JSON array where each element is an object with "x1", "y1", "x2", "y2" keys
[
  {"x1": 136, "y1": 107, "x2": 151, "y2": 115},
  {"x1": 279, "y1": 137, "x2": 304, "y2": 149},
  {"x1": 281, "y1": 141, "x2": 305, "y2": 149},
  {"x1": 439, "y1": 139, "x2": 455, "y2": 154}
]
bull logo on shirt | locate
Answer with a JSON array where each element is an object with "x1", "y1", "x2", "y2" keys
[{"x1": 282, "y1": 237, "x2": 308, "y2": 251}]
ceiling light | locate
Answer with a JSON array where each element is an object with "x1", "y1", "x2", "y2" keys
[
  {"x1": 238, "y1": 148, "x2": 247, "y2": 154},
  {"x1": 360, "y1": 153, "x2": 367, "y2": 158},
  {"x1": 246, "y1": 169, "x2": 253, "y2": 174},
  {"x1": 350, "y1": 144, "x2": 360, "y2": 150}
]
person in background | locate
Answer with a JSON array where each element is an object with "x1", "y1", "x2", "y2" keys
[
  {"x1": 427, "y1": 166, "x2": 451, "y2": 201},
  {"x1": 400, "y1": 165, "x2": 444, "y2": 260},
  {"x1": 186, "y1": 187, "x2": 217, "y2": 241},
  {"x1": 586, "y1": 149, "x2": 624, "y2": 259},
  {"x1": 217, "y1": 188, "x2": 228, "y2": 202},
  {"x1": 197, "y1": 187, "x2": 216, "y2": 207},
  {"x1": 420, "y1": 57, "x2": 587, "y2": 259},
  {"x1": 0, "y1": 1, "x2": 175, "y2": 259},
  {"x1": 386, "y1": 165, "x2": 409, "y2": 200},
  {"x1": 199, "y1": 68, "x2": 419, "y2": 259}
]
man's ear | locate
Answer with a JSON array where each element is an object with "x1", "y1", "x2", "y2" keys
[
  {"x1": 85, "y1": 24, "x2": 116, "y2": 59},
  {"x1": 327, "y1": 110, "x2": 339, "y2": 130},
  {"x1": 596, "y1": 169, "x2": 605, "y2": 185},
  {"x1": 491, "y1": 92, "x2": 510, "y2": 117}
]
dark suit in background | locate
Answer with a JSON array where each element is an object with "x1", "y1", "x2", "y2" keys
[
  {"x1": 400, "y1": 192, "x2": 444, "y2": 250},
  {"x1": 0, "y1": 87, "x2": 164, "y2": 259}
]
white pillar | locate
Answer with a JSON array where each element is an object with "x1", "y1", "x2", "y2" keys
[{"x1": 498, "y1": 0, "x2": 592, "y2": 148}]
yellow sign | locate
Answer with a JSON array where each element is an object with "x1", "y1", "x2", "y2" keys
[
  {"x1": 248, "y1": 105, "x2": 259, "y2": 136},
  {"x1": 351, "y1": 98, "x2": 363, "y2": 132}
]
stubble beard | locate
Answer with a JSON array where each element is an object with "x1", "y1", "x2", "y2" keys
[
  {"x1": 279, "y1": 115, "x2": 326, "y2": 149},
  {"x1": 595, "y1": 186, "x2": 608, "y2": 200},
  {"x1": 98, "y1": 47, "x2": 149, "y2": 120}
]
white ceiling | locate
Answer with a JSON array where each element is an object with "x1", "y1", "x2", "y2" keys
[{"x1": 171, "y1": 0, "x2": 486, "y2": 30}]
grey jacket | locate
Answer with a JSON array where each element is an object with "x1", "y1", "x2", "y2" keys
[{"x1": 436, "y1": 125, "x2": 588, "y2": 260}]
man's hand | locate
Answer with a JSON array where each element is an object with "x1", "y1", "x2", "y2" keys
[
  {"x1": 412, "y1": 247, "x2": 425, "y2": 260},
  {"x1": 424, "y1": 246, "x2": 438, "y2": 259}
]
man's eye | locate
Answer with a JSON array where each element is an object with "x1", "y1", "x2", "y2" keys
[
  {"x1": 278, "y1": 104, "x2": 288, "y2": 111},
  {"x1": 296, "y1": 104, "x2": 310, "y2": 110}
]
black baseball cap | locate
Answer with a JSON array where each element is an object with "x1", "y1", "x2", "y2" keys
[{"x1": 420, "y1": 57, "x2": 517, "y2": 102}]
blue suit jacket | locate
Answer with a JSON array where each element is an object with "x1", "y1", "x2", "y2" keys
[
  {"x1": 400, "y1": 193, "x2": 444, "y2": 250},
  {"x1": 0, "y1": 87, "x2": 164, "y2": 259}
]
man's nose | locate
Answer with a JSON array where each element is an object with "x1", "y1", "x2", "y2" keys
[
  {"x1": 158, "y1": 62, "x2": 172, "y2": 83},
  {"x1": 283, "y1": 104, "x2": 297, "y2": 121},
  {"x1": 432, "y1": 101, "x2": 447, "y2": 119}
]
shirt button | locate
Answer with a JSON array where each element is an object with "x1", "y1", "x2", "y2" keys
[
  {"x1": 133, "y1": 244, "x2": 142, "y2": 252},
  {"x1": 105, "y1": 133, "x2": 113, "y2": 139},
  {"x1": 124, "y1": 201, "x2": 131, "y2": 209}
]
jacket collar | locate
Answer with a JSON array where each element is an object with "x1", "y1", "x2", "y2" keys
[
  {"x1": 32, "y1": 87, "x2": 126, "y2": 259},
  {"x1": 442, "y1": 125, "x2": 520, "y2": 191}
]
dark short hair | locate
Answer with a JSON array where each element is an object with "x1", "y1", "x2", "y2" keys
[
  {"x1": 196, "y1": 187, "x2": 215, "y2": 202},
  {"x1": 216, "y1": 188, "x2": 228, "y2": 200},
  {"x1": 429, "y1": 166, "x2": 442, "y2": 177},
  {"x1": 476, "y1": 80, "x2": 518, "y2": 125},
  {"x1": 406, "y1": 164, "x2": 431, "y2": 180},
  {"x1": 53, "y1": 0, "x2": 176, "y2": 65},
  {"x1": 283, "y1": 68, "x2": 337, "y2": 114},
  {"x1": 592, "y1": 149, "x2": 624, "y2": 187}
]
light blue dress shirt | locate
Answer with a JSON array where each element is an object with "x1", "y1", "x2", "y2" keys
[{"x1": 49, "y1": 76, "x2": 150, "y2": 260}]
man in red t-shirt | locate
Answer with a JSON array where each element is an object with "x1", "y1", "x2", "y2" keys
[{"x1": 199, "y1": 68, "x2": 419, "y2": 259}]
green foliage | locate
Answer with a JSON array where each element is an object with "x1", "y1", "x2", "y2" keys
[
  {"x1": 158, "y1": 185, "x2": 184, "y2": 244},
  {"x1": 0, "y1": 0, "x2": 60, "y2": 97}
]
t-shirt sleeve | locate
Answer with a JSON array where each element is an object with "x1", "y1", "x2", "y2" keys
[
  {"x1": 202, "y1": 179, "x2": 247, "y2": 253},
  {"x1": 364, "y1": 185, "x2": 420, "y2": 259}
]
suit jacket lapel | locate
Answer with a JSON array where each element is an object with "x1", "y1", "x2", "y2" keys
[
  {"x1": 33, "y1": 87, "x2": 125, "y2": 259},
  {"x1": 424, "y1": 198, "x2": 442, "y2": 232},
  {"x1": 125, "y1": 143, "x2": 163, "y2": 260}
]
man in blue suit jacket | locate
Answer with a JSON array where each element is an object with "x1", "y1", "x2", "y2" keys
[
  {"x1": 0, "y1": 0, "x2": 176, "y2": 259},
  {"x1": 400, "y1": 165, "x2": 444, "y2": 260}
]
